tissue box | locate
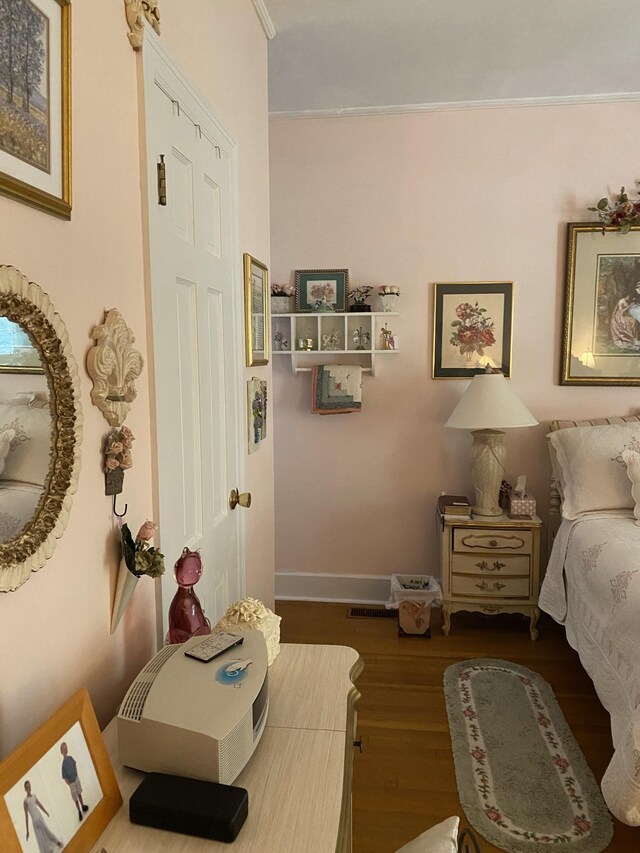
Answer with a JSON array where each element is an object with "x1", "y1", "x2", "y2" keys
[{"x1": 509, "y1": 493, "x2": 536, "y2": 517}]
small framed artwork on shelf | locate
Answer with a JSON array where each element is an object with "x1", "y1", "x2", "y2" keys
[
  {"x1": 243, "y1": 253, "x2": 269, "y2": 366},
  {"x1": 561, "y1": 223, "x2": 640, "y2": 385},
  {"x1": 0, "y1": 689, "x2": 122, "y2": 853},
  {"x1": 295, "y1": 269, "x2": 348, "y2": 313},
  {"x1": 433, "y1": 281, "x2": 513, "y2": 379}
]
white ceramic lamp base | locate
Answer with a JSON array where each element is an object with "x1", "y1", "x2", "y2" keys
[{"x1": 470, "y1": 429, "x2": 505, "y2": 516}]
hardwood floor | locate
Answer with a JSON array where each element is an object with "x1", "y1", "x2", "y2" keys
[{"x1": 275, "y1": 601, "x2": 638, "y2": 852}]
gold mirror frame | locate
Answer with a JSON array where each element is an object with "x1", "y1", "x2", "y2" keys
[{"x1": 0, "y1": 266, "x2": 82, "y2": 592}]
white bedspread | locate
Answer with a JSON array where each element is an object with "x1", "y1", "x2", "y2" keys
[{"x1": 540, "y1": 512, "x2": 640, "y2": 824}]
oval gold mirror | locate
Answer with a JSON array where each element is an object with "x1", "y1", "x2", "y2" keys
[{"x1": 0, "y1": 265, "x2": 82, "y2": 591}]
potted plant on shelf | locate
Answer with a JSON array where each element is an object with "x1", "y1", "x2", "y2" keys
[
  {"x1": 348, "y1": 286, "x2": 373, "y2": 312},
  {"x1": 271, "y1": 283, "x2": 294, "y2": 313},
  {"x1": 378, "y1": 285, "x2": 400, "y2": 312}
]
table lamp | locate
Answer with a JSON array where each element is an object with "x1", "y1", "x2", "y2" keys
[{"x1": 445, "y1": 370, "x2": 537, "y2": 516}]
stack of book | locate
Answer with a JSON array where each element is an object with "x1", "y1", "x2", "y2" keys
[{"x1": 437, "y1": 494, "x2": 472, "y2": 519}]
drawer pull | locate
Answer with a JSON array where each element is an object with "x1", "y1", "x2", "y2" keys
[
  {"x1": 476, "y1": 560, "x2": 506, "y2": 572},
  {"x1": 475, "y1": 581, "x2": 506, "y2": 592},
  {"x1": 353, "y1": 737, "x2": 364, "y2": 753},
  {"x1": 489, "y1": 539, "x2": 498, "y2": 547}
]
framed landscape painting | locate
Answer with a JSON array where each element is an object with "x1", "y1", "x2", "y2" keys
[
  {"x1": 0, "y1": 0, "x2": 71, "y2": 219},
  {"x1": 561, "y1": 223, "x2": 640, "y2": 385},
  {"x1": 433, "y1": 282, "x2": 513, "y2": 378}
]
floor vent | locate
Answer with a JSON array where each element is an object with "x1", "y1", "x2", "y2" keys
[{"x1": 348, "y1": 607, "x2": 397, "y2": 619}]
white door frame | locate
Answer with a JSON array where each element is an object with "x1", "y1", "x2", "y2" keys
[{"x1": 139, "y1": 28, "x2": 246, "y2": 644}]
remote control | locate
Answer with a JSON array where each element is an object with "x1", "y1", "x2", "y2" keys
[{"x1": 184, "y1": 632, "x2": 244, "y2": 662}]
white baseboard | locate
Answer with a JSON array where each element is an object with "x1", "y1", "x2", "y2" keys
[{"x1": 275, "y1": 572, "x2": 393, "y2": 604}]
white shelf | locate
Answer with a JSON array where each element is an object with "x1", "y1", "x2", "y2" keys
[{"x1": 271, "y1": 312, "x2": 400, "y2": 376}]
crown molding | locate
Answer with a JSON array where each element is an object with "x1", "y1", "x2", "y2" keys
[
  {"x1": 269, "y1": 91, "x2": 640, "y2": 120},
  {"x1": 252, "y1": 0, "x2": 276, "y2": 40}
]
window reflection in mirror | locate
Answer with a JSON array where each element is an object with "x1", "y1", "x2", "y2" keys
[{"x1": 0, "y1": 317, "x2": 45, "y2": 373}]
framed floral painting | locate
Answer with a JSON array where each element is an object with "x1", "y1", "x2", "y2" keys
[
  {"x1": 295, "y1": 269, "x2": 348, "y2": 313},
  {"x1": 561, "y1": 223, "x2": 640, "y2": 385},
  {"x1": 0, "y1": 0, "x2": 72, "y2": 219},
  {"x1": 432, "y1": 282, "x2": 513, "y2": 379}
]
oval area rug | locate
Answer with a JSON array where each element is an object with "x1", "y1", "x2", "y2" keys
[{"x1": 444, "y1": 659, "x2": 613, "y2": 852}]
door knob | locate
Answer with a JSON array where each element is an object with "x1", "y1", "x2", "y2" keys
[{"x1": 229, "y1": 488, "x2": 251, "y2": 510}]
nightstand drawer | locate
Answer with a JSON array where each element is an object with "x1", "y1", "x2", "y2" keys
[
  {"x1": 451, "y1": 553, "x2": 530, "y2": 577},
  {"x1": 451, "y1": 575, "x2": 530, "y2": 598},
  {"x1": 452, "y1": 528, "x2": 532, "y2": 554}
]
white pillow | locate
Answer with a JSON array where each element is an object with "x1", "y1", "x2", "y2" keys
[
  {"x1": 0, "y1": 428, "x2": 15, "y2": 476},
  {"x1": 622, "y1": 449, "x2": 640, "y2": 527},
  {"x1": 548, "y1": 422, "x2": 640, "y2": 519},
  {"x1": 0, "y1": 403, "x2": 51, "y2": 486},
  {"x1": 394, "y1": 816, "x2": 460, "y2": 853}
]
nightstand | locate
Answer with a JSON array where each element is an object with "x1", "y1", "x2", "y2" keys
[{"x1": 437, "y1": 509, "x2": 542, "y2": 640}]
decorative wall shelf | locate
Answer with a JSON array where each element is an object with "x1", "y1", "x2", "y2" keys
[{"x1": 271, "y1": 312, "x2": 400, "y2": 376}]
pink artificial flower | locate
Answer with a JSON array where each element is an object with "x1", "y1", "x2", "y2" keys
[
  {"x1": 105, "y1": 457, "x2": 120, "y2": 471},
  {"x1": 120, "y1": 426, "x2": 135, "y2": 440},
  {"x1": 137, "y1": 520, "x2": 158, "y2": 542},
  {"x1": 108, "y1": 441, "x2": 124, "y2": 454}
]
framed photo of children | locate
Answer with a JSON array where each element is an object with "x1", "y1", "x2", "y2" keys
[
  {"x1": 0, "y1": 0, "x2": 72, "y2": 219},
  {"x1": 561, "y1": 223, "x2": 640, "y2": 385},
  {"x1": 0, "y1": 689, "x2": 122, "y2": 852},
  {"x1": 432, "y1": 282, "x2": 513, "y2": 378},
  {"x1": 243, "y1": 253, "x2": 269, "y2": 366}
]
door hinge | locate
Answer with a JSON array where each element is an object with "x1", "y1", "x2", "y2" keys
[{"x1": 157, "y1": 154, "x2": 167, "y2": 206}]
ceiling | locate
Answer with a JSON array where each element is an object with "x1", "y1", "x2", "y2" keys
[{"x1": 263, "y1": 0, "x2": 640, "y2": 116}]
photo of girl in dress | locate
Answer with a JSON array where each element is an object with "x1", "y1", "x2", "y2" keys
[
  {"x1": 595, "y1": 255, "x2": 640, "y2": 354},
  {"x1": 3, "y1": 721, "x2": 103, "y2": 851}
]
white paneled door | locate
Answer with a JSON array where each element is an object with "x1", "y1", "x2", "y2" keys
[{"x1": 143, "y1": 35, "x2": 245, "y2": 638}]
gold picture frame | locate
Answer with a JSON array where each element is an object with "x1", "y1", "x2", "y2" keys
[
  {"x1": 561, "y1": 223, "x2": 640, "y2": 385},
  {"x1": 0, "y1": 689, "x2": 121, "y2": 852},
  {"x1": 243, "y1": 253, "x2": 269, "y2": 366},
  {"x1": 0, "y1": 0, "x2": 72, "y2": 219}
]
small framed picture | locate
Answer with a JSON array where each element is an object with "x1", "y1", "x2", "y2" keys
[
  {"x1": 433, "y1": 282, "x2": 513, "y2": 378},
  {"x1": 0, "y1": 689, "x2": 122, "y2": 852},
  {"x1": 243, "y1": 253, "x2": 269, "y2": 366},
  {"x1": 0, "y1": 0, "x2": 72, "y2": 219},
  {"x1": 247, "y1": 377, "x2": 267, "y2": 454},
  {"x1": 295, "y1": 269, "x2": 348, "y2": 312},
  {"x1": 561, "y1": 223, "x2": 640, "y2": 385}
]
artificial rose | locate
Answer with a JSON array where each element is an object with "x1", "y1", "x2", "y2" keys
[
  {"x1": 137, "y1": 520, "x2": 157, "y2": 542},
  {"x1": 109, "y1": 441, "x2": 124, "y2": 454},
  {"x1": 105, "y1": 457, "x2": 120, "y2": 470}
]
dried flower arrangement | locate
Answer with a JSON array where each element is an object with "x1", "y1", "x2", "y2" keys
[
  {"x1": 589, "y1": 183, "x2": 640, "y2": 234},
  {"x1": 271, "y1": 283, "x2": 294, "y2": 296},
  {"x1": 121, "y1": 520, "x2": 165, "y2": 578}
]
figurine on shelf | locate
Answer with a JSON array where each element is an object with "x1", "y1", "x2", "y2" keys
[
  {"x1": 353, "y1": 326, "x2": 370, "y2": 350},
  {"x1": 348, "y1": 286, "x2": 373, "y2": 313},
  {"x1": 381, "y1": 324, "x2": 394, "y2": 350},
  {"x1": 274, "y1": 328, "x2": 289, "y2": 351},
  {"x1": 167, "y1": 547, "x2": 211, "y2": 644},
  {"x1": 322, "y1": 328, "x2": 341, "y2": 350}
]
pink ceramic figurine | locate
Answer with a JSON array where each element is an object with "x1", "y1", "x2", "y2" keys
[{"x1": 167, "y1": 547, "x2": 211, "y2": 644}]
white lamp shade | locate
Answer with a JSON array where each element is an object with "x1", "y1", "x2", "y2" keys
[{"x1": 445, "y1": 372, "x2": 537, "y2": 430}]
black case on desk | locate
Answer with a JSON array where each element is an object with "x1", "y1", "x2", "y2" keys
[{"x1": 129, "y1": 772, "x2": 248, "y2": 842}]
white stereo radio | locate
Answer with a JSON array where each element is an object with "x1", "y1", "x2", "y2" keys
[{"x1": 117, "y1": 631, "x2": 269, "y2": 784}]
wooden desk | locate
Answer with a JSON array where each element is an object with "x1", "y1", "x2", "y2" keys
[{"x1": 92, "y1": 643, "x2": 362, "y2": 853}]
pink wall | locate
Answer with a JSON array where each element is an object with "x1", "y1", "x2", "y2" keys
[
  {"x1": 0, "y1": 1, "x2": 273, "y2": 758},
  {"x1": 269, "y1": 102, "x2": 640, "y2": 580}
]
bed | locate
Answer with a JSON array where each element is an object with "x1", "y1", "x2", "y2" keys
[{"x1": 539, "y1": 414, "x2": 640, "y2": 825}]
